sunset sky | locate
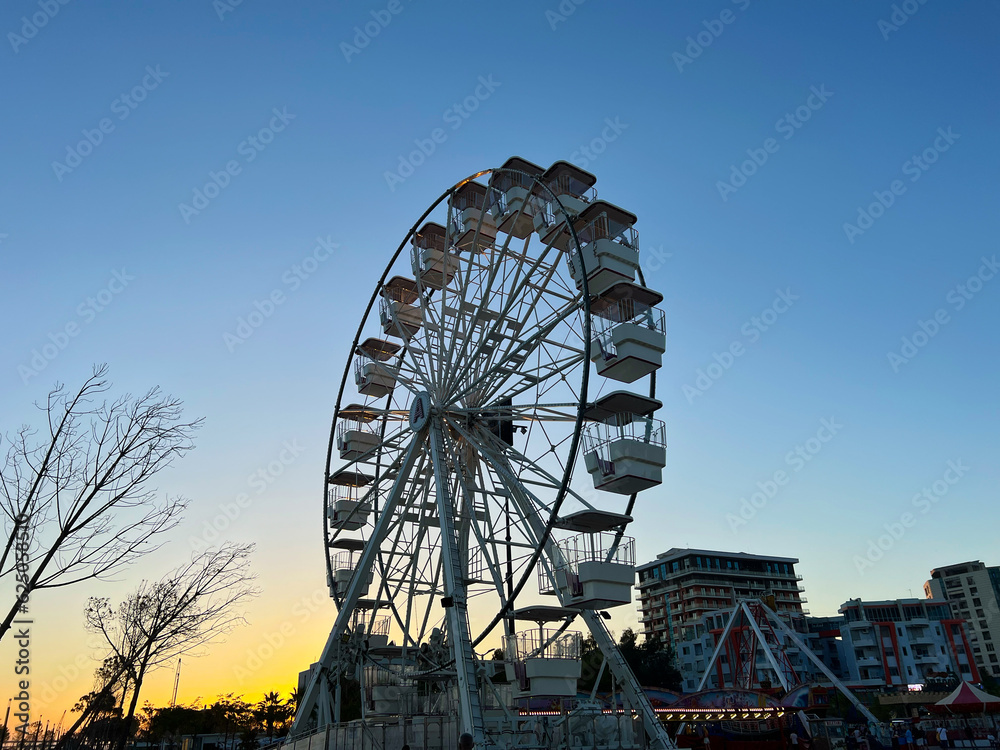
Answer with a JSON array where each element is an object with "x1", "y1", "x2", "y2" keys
[{"x1": 1, "y1": 0, "x2": 998, "y2": 727}]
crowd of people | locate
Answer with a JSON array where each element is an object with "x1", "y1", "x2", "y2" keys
[{"x1": 847, "y1": 725, "x2": 999, "y2": 750}]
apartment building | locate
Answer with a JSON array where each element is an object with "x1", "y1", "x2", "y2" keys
[
  {"x1": 925, "y1": 561, "x2": 1000, "y2": 678},
  {"x1": 635, "y1": 548, "x2": 806, "y2": 651},
  {"x1": 674, "y1": 609, "x2": 837, "y2": 693},
  {"x1": 838, "y1": 598, "x2": 979, "y2": 686},
  {"x1": 671, "y1": 598, "x2": 977, "y2": 693}
]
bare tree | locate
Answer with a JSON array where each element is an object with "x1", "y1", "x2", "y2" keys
[
  {"x1": 71, "y1": 543, "x2": 259, "y2": 750},
  {"x1": 0, "y1": 365, "x2": 199, "y2": 642}
]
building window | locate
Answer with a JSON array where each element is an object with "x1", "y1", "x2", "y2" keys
[
  {"x1": 978, "y1": 609, "x2": 986, "y2": 618},
  {"x1": 974, "y1": 598, "x2": 982, "y2": 607},
  {"x1": 991, "y1": 655, "x2": 999, "y2": 664}
]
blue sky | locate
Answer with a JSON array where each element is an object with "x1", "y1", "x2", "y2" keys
[{"x1": 1, "y1": 0, "x2": 998, "y2": 717}]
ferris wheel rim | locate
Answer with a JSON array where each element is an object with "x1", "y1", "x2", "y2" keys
[
  {"x1": 323, "y1": 167, "x2": 591, "y2": 608},
  {"x1": 321, "y1": 164, "x2": 653, "y2": 661}
]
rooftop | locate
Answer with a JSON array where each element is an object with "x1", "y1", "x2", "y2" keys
[
  {"x1": 929, "y1": 561, "x2": 987, "y2": 577},
  {"x1": 637, "y1": 547, "x2": 799, "y2": 571}
]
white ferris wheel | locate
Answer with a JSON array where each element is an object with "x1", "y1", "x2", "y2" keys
[{"x1": 292, "y1": 157, "x2": 670, "y2": 749}]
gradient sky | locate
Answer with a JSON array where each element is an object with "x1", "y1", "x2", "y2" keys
[{"x1": 1, "y1": 0, "x2": 998, "y2": 728}]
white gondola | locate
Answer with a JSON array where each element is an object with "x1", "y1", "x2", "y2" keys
[
  {"x1": 327, "y1": 469, "x2": 373, "y2": 531},
  {"x1": 379, "y1": 276, "x2": 422, "y2": 339},
  {"x1": 589, "y1": 282, "x2": 666, "y2": 383},
  {"x1": 410, "y1": 222, "x2": 456, "y2": 290},
  {"x1": 451, "y1": 180, "x2": 496, "y2": 251},
  {"x1": 336, "y1": 404, "x2": 380, "y2": 461},
  {"x1": 533, "y1": 161, "x2": 597, "y2": 250},
  {"x1": 582, "y1": 411, "x2": 666, "y2": 495},
  {"x1": 552, "y1": 530, "x2": 636, "y2": 609},
  {"x1": 504, "y1": 613, "x2": 582, "y2": 698},
  {"x1": 488, "y1": 156, "x2": 544, "y2": 239},
  {"x1": 332, "y1": 550, "x2": 373, "y2": 597},
  {"x1": 358, "y1": 614, "x2": 390, "y2": 649},
  {"x1": 354, "y1": 337, "x2": 400, "y2": 398},
  {"x1": 567, "y1": 201, "x2": 640, "y2": 297}
]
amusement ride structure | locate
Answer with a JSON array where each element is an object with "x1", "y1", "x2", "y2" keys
[{"x1": 290, "y1": 158, "x2": 670, "y2": 749}]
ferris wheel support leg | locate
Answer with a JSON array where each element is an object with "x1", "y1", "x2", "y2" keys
[
  {"x1": 291, "y1": 437, "x2": 423, "y2": 737},
  {"x1": 580, "y1": 610, "x2": 675, "y2": 750},
  {"x1": 476, "y1": 444, "x2": 673, "y2": 750},
  {"x1": 428, "y1": 420, "x2": 486, "y2": 746}
]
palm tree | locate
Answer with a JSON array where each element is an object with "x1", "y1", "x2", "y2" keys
[{"x1": 254, "y1": 692, "x2": 292, "y2": 740}]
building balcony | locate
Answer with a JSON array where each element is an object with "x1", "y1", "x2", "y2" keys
[
  {"x1": 775, "y1": 595, "x2": 807, "y2": 604},
  {"x1": 856, "y1": 656, "x2": 882, "y2": 666}
]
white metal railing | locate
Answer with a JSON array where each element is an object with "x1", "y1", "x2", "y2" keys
[
  {"x1": 556, "y1": 531, "x2": 636, "y2": 573},
  {"x1": 576, "y1": 211, "x2": 639, "y2": 251},
  {"x1": 354, "y1": 354, "x2": 374, "y2": 383},
  {"x1": 451, "y1": 186, "x2": 491, "y2": 213},
  {"x1": 547, "y1": 172, "x2": 597, "y2": 202},
  {"x1": 491, "y1": 169, "x2": 537, "y2": 194},
  {"x1": 505, "y1": 628, "x2": 581, "y2": 661},
  {"x1": 336, "y1": 419, "x2": 377, "y2": 443},
  {"x1": 333, "y1": 550, "x2": 360, "y2": 571},
  {"x1": 351, "y1": 611, "x2": 389, "y2": 637},
  {"x1": 328, "y1": 484, "x2": 361, "y2": 506},
  {"x1": 592, "y1": 304, "x2": 665, "y2": 361},
  {"x1": 412, "y1": 226, "x2": 446, "y2": 252},
  {"x1": 381, "y1": 282, "x2": 417, "y2": 304},
  {"x1": 582, "y1": 414, "x2": 666, "y2": 469}
]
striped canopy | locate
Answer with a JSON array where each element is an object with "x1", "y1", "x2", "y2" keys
[{"x1": 932, "y1": 682, "x2": 1000, "y2": 713}]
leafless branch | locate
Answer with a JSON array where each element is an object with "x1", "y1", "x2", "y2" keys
[{"x1": 0, "y1": 365, "x2": 201, "y2": 642}]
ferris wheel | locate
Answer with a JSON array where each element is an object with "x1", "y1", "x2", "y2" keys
[{"x1": 292, "y1": 157, "x2": 670, "y2": 749}]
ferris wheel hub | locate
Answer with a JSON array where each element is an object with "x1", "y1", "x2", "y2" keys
[{"x1": 408, "y1": 391, "x2": 432, "y2": 432}]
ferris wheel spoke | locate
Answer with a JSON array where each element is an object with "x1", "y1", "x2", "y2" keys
[
  {"x1": 438, "y1": 201, "x2": 492, "y2": 386},
  {"x1": 472, "y1": 439, "x2": 571, "y2": 596},
  {"x1": 442, "y1": 238, "x2": 564, "y2": 401},
  {"x1": 457, "y1": 419, "x2": 598, "y2": 514},
  {"x1": 438, "y1": 229, "x2": 528, "y2": 396},
  {"x1": 370, "y1": 452, "x2": 429, "y2": 609},
  {"x1": 439, "y1": 232, "x2": 536, "y2": 397},
  {"x1": 483, "y1": 349, "x2": 587, "y2": 409},
  {"x1": 449, "y1": 297, "x2": 584, "y2": 407},
  {"x1": 388, "y1": 357, "x2": 433, "y2": 397},
  {"x1": 445, "y1": 418, "x2": 555, "y2": 524},
  {"x1": 478, "y1": 245, "x2": 570, "y2": 373},
  {"x1": 440, "y1": 428, "x2": 510, "y2": 606},
  {"x1": 402, "y1": 476, "x2": 443, "y2": 649}
]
